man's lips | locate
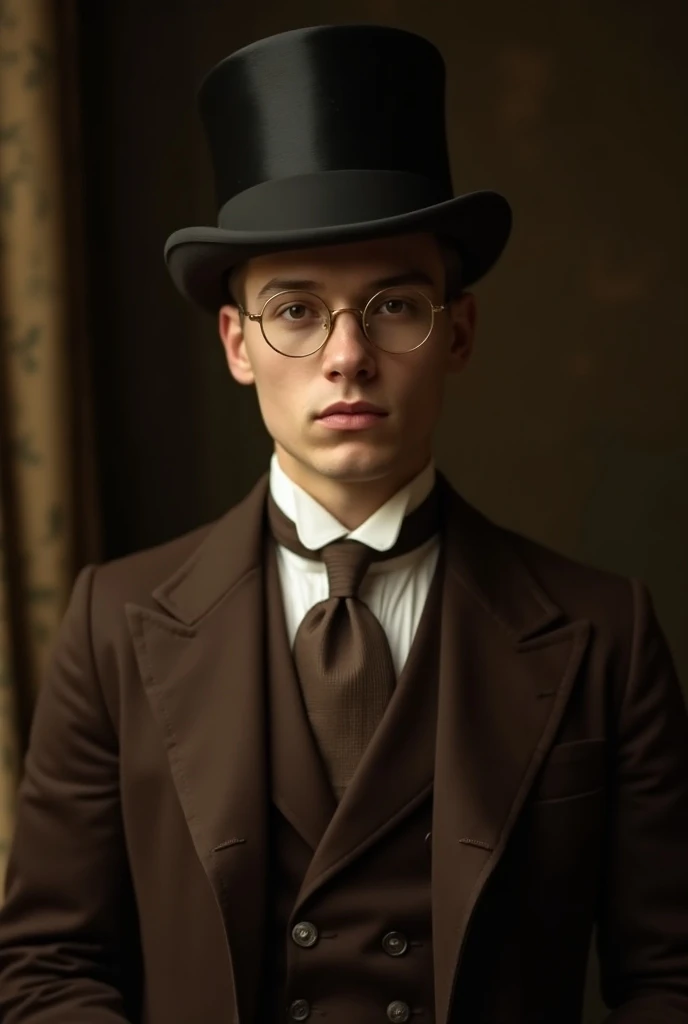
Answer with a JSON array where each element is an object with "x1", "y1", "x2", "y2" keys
[
  {"x1": 315, "y1": 401, "x2": 388, "y2": 431},
  {"x1": 316, "y1": 401, "x2": 388, "y2": 418}
]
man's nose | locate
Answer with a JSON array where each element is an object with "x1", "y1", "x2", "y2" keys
[{"x1": 321, "y1": 309, "x2": 377, "y2": 381}]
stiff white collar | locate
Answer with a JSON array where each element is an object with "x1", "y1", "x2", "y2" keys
[{"x1": 269, "y1": 453, "x2": 436, "y2": 552}]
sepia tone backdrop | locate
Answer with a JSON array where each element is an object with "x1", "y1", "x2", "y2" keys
[{"x1": 27, "y1": 1, "x2": 688, "y2": 1021}]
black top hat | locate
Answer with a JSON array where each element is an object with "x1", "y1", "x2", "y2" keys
[{"x1": 165, "y1": 25, "x2": 512, "y2": 313}]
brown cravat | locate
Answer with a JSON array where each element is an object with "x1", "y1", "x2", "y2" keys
[{"x1": 267, "y1": 483, "x2": 441, "y2": 799}]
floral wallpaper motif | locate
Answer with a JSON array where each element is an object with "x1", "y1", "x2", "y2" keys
[{"x1": 0, "y1": 0, "x2": 73, "y2": 892}]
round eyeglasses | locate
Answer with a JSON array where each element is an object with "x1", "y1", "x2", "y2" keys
[{"x1": 238, "y1": 286, "x2": 446, "y2": 358}]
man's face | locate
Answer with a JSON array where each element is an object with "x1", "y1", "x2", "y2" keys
[{"x1": 219, "y1": 232, "x2": 476, "y2": 497}]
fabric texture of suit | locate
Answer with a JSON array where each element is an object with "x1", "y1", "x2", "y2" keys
[{"x1": 1, "y1": 471, "x2": 688, "y2": 1023}]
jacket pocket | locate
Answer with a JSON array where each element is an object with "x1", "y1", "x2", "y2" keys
[{"x1": 531, "y1": 738, "x2": 607, "y2": 802}]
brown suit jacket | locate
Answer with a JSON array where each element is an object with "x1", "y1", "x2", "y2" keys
[{"x1": 1, "y1": 473, "x2": 688, "y2": 1023}]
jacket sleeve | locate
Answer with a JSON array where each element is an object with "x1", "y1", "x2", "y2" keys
[
  {"x1": 0, "y1": 565, "x2": 136, "y2": 1022},
  {"x1": 599, "y1": 578, "x2": 688, "y2": 1022}
]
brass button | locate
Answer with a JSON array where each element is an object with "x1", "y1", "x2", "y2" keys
[
  {"x1": 289, "y1": 999, "x2": 311, "y2": 1021},
  {"x1": 291, "y1": 921, "x2": 319, "y2": 948},
  {"x1": 382, "y1": 930, "x2": 409, "y2": 957},
  {"x1": 387, "y1": 1000, "x2": 411, "y2": 1023}
]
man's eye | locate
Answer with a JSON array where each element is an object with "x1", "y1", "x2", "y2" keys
[
  {"x1": 380, "y1": 299, "x2": 407, "y2": 314},
  {"x1": 281, "y1": 304, "x2": 308, "y2": 320}
]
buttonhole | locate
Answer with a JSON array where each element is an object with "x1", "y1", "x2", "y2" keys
[
  {"x1": 459, "y1": 838, "x2": 493, "y2": 852},
  {"x1": 212, "y1": 838, "x2": 247, "y2": 852}
]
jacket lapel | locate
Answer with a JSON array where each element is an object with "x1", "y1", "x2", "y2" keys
[
  {"x1": 431, "y1": 479, "x2": 590, "y2": 1024},
  {"x1": 125, "y1": 474, "x2": 271, "y2": 1024}
]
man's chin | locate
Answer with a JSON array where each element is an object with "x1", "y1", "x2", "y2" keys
[
  {"x1": 275, "y1": 437, "x2": 409, "y2": 487},
  {"x1": 307, "y1": 448, "x2": 400, "y2": 485}
]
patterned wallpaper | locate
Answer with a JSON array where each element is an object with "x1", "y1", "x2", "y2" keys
[{"x1": 0, "y1": 0, "x2": 73, "y2": 885}]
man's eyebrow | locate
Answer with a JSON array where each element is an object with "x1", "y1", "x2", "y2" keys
[
  {"x1": 254, "y1": 270, "x2": 437, "y2": 304},
  {"x1": 369, "y1": 270, "x2": 436, "y2": 292},
  {"x1": 255, "y1": 278, "x2": 320, "y2": 302}
]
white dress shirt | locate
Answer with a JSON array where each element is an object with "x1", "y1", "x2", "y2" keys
[{"x1": 269, "y1": 454, "x2": 440, "y2": 677}]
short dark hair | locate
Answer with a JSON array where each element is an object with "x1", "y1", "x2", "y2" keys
[
  {"x1": 436, "y1": 237, "x2": 463, "y2": 301},
  {"x1": 226, "y1": 263, "x2": 247, "y2": 309},
  {"x1": 225, "y1": 235, "x2": 463, "y2": 310}
]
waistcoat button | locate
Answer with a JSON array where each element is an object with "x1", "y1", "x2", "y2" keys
[
  {"x1": 289, "y1": 998, "x2": 311, "y2": 1021},
  {"x1": 387, "y1": 1000, "x2": 411, "y2": 1022},
  {"x1": 291, "y1": 921, "x2": 319, "y2": 948},
  {"x1": 382, "y1": 931, "x2": 409, "y2": 957}
]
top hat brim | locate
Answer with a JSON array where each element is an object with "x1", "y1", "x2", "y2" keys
[{"x1": 165, "y1": 189, "x2": 511, "y2": 314}]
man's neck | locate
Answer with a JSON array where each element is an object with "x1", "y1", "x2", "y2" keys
[{"x1": 274, "y1": 448, "x2": 431, "y2": 531}]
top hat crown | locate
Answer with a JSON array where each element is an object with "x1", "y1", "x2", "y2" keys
[{"x1": 165, "y1": 25, "x2": 511, "y2": 312}]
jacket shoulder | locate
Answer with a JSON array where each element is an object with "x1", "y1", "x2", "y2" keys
[
  {"x1": 498, "y1": 519, "x2": 635, "y2": 629},
  {"x1": 89, "y1": 520, "x2": 215, "y2": 611}
]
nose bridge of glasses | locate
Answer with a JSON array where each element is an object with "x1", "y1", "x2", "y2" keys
[
  {"x1": 330, "y1": 305, "x2": 365, "y2": 322},
  {"x1": 328, "y1": 305, "x2": 369, "y2": 342}
]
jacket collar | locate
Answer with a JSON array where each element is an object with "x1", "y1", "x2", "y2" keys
[{"x1": 151, "y1": 469, "x2": 562, "y2": 643}]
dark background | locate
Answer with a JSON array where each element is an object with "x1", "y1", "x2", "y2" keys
[{"x1": 75, "y1": 4, "x2": 688, "y2": 1020}]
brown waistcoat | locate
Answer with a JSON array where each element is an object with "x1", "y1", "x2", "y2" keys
[{"x1": 259, "y1": 534, "x2": 445, "y2": 1022}]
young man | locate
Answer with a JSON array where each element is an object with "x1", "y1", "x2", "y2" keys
[{"x1": 1, "y1": 24, "x2": 687, "y2": 1024}]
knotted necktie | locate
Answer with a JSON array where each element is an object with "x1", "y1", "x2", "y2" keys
[{"x1": 267, "y1": 484, "x2": 440, "y2": 799}]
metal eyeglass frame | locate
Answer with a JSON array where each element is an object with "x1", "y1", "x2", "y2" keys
[{"x1": 237, "y1": 287, "x2": 447, "y2": 358}]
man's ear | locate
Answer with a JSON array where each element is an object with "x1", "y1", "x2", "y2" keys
[
  {"x1": 446, "y1": 291, "x2": 477, "y2": 373},
  {"x1": 219, "y1": 305, "x2": 255, "y2": 385}
]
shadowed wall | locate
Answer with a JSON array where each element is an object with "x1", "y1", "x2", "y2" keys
[{"x1": 77, "y1": 4, "x2": 688, "y2": 1020}]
